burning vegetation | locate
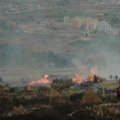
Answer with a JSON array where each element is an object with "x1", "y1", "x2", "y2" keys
[
  {"x1": 0, "y1": 72, "x2": 120, "y2": 120},
  {"x1": 72, "y1": 68, "x2": 97, "y2": 84},
  {"x1": 28, "y1": 74, "x2": 51, "y2": 86},
  {"x1": 26, "y1": 74, "x2": 52, "y2": 92}
]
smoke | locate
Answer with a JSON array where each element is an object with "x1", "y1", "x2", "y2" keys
[
  {"x1": 72, "y1": 33, "x2": 120, "y2": 78},
  {"x1": 0, "y1": 0, "x2": 120, "y2": 84},
  {"x1": 0, "y1": 31, "x2": 120, "y2": 85}
]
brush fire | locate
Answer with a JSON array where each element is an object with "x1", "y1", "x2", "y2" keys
[
  {"x1": 72, "y1": 68, "x2": 96, "y2": 84},
  {"x1": 26, "y1": 67, "x2": 97, "y2": 91},
  {"x1": 1, "y1": 68, "x2": 120, "y2": 120},
  {"x1": 27, "y1": 74, "x2": 52, "y2": 91}
]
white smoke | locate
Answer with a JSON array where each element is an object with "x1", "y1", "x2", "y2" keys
[{"x1": 71, "y1": 33, "x2": 120, "y2": 78}]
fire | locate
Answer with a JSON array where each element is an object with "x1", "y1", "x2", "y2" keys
[
  {"x1": 72, "y1": 72, "x2": 86, "y2": 84},
  {"x1": 88, "y1": 67, "x2": 95, "y2": 82},
  {"x1": 72, "y1": 67, "x2": 96, "y2": 84},
  {"x1": 27, "y1": 74, "x2": 52, "y2": 87}
]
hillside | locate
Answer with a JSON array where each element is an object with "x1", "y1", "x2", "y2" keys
[{"x1": 0, "y1": 0, "x2": 120, "y2": 83}]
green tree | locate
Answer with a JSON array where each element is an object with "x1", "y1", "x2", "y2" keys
[
  {"x1": 0, "y1": 77, "x2": 2, "y2": 83},
  {"x1": 109, "y1": 75, "x2": 112, "y2": 80},
  {"x1": 115, "y1": 75, "x2": 118, "y2": 81}
]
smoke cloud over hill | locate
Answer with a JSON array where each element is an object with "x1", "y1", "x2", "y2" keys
[{"x1": 71, "y1": 34, "x2": 120, "y2": 77}]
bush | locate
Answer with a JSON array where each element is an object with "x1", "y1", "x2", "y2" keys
[
  {"x1": 81, "y1": 88, "x2": 102, "y2": 106},
  {"x1": 70, "y1": 93, "x2": 84, "y2": 102}
]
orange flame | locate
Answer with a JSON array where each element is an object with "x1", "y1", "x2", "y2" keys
[
  {"x1": 72, "y1": 67, "x2": 96, "y2": 84},
  {"x1": 88, "y1": 67, "x2": 95, "y2": 82},
  {"x1": 28, "y1": 74, "x2": 51, "y2": 86},
  {"x1": 72, "y1": 72, "x2": 86, "y2": 84}
]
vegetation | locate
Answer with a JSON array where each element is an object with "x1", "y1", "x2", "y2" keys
[
  {"x1": 0, "y1": 78, "x2": 120, "y2": 120},
  {"x1": 81, "y1": 88, "x2": 102, "y2": 106},
  {"x1": 0, "y1": 1, "x2": 120, "y2": 119}
]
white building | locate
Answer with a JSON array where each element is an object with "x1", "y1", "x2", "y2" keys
[{"x1": 97, "y1": 21, "x2": 112, "y2": 34}]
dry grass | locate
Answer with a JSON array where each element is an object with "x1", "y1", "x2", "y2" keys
[
  {"x1": 101, "y1": 80, "x2": 119, "y2": 89},
  {"x1": 81, "y1": 88, "x2": 102, "y2": 105}
]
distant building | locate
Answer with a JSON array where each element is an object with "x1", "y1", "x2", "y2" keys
[
  {"x1": 63, "y1": 16, "x2": 112, "y2": 34},
  {"x1": 72, "y1": 16, "x2": 83, "y2": 29},
  {"x1": 97, "y1": 14, "x2": 104, "y2": 21},
  {"x1": 64, "y1": 16, "x2": 99, "y2": 33},
  {"x1": 97, "y1": 21, "x2": 112, "y2": 34},
  {"x1": 85, "y1": 18, "x2": 99, "y2": 33},
  {"x1": 64, "y1": 16, "x2": 73, "y2": 26}
]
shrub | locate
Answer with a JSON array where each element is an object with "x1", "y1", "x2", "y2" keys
[{"x1": 81, "y1": 88, "x2": 102, "y2": 106}]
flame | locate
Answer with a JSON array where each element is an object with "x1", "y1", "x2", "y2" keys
[
  {"x1": 72, "y1": 72, "x2": 86, "y2": 84},
  {"x1": 27, "y1": 74, "x2": 51, "y2": 87},
  {"x1": 72, "y1": 67, "x2": 96, "y2": 84},
  {"x1": 88, "y1": 67, "x2": 95, "y2": 82}
]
